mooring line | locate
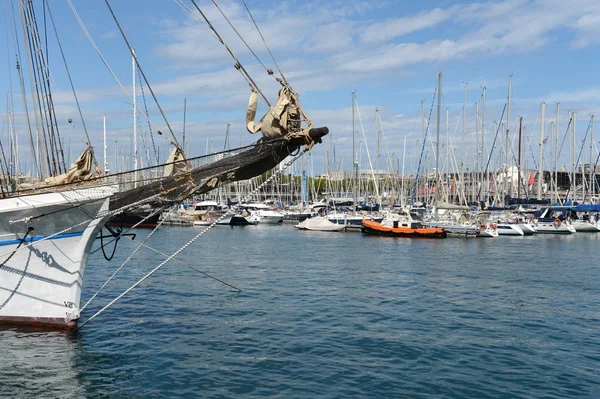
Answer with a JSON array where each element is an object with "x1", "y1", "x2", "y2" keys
[
  {"x1": 127, "y1": 237, "x2": 242, "y2": 292},
  {"x1": 78, "y1": 150, "x2": 307, "y2": 329},
  {"x1": 81, "y1": 211, "x2": 167, "y2": 312}
]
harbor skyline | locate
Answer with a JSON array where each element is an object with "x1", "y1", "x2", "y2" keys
[{"x1": 1, "y1": 0, "x2": 599, "y2": 175}]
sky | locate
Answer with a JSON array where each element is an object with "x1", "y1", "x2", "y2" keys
[{"x1": 1, "y1": 0, "x2": 600, "y2": 177}]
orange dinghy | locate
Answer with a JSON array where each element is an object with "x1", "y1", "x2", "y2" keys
[{"x1": 361, "y1": 219, "x2": 447, "y2": 238}]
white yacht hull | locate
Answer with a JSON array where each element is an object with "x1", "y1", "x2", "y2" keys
[
  {"x1": 256, "y1": 211, "x2": 284, "y2": 224},
  {"x1": 535, "y1": 220, "x2": 576, "y2": 234},
  {"x1": 518, "y1": 223, "x2": 537, "y2": 235},
  {"x1": 571, "y1": 221, "x2": 600, "y2": 232},
  {"x1": 0, "y1": 189, "x2": 114, "y2": 328},
  {"x1": 496, "y1": 224, "x2": 524, "y2": 236}
]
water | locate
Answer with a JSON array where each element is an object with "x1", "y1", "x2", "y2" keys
[{"x1": 2, "y1": 226, "x2": 600, "y2": 398}]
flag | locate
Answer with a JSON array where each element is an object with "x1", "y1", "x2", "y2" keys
[{"x1": 561, "y1": 165, "x2": 566, "y2": 171}]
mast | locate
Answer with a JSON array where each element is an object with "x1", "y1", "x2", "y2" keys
[
  {"x1": 462, "y1": 82, "x2": 467, "y2": 200},
  {"x1": 401, "y1": 136, "x2": 406, "y2": 206},
  {"x1": 517, "y1": 116, "x2": 523, "y2": 198},
  {"x1": 481, "y1": 86, "x2": 486, "y2": 202},
  {"x1": 505, "y1": 75, "x2": 512, "y2": 203},
  {"x1": 183, "y1": 97, "x2": 187, "y2": 151},
  {"x1": 591, "y1": 114, "x2": 595, "y2": 199},
  {"x1": 435, "y1": 72, "x2": 442, "y2": 205},
  {"x1": 474, "y1": 101, "x2": 479, "y2": 203},
  {"x1": 375, "y1": 108, "x2": 380, "y2": 177},
  {"x1": 352, "y1": 91, "x2": 357, "y2": 214},
  {"x1": 420, "y1": 99, "x2": 425, "y2": 204},
  {"x1": 132, "y1": 48, "x2": 138, "y2": 186},
  {"x1": 537, "y1": 102, "x2": 545, "y2": 199},
  {"x1": 555, "y1": 103, "x2": 560, "y2": 203},
  {"x1": 493, "y1": 121, "x2": 498, "y2": 203},
  {"x1": 224, "y1": 123, "x2": 230, "y2": 151},
  {"x1": 445, "y1": 107, "x2": 449, "y2": 202},
  {"x1": 572, "y1": 111, "x2": 577, "y2": 199},
  {"x1": 103, "y1": 115, "x2": 109, "y2": 174}
]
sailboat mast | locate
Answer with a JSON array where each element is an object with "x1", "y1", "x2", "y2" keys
[
  {"x1": 462, "y1": 82, "x2": 466, "y2": 193},
  {"x1": 538, "y1": 102, "x2": 545, "y2": 199},
  {"x1": 555, "y1": 103, "x2": 560, "y2": 203},
  {"x1": 572, "y1": 111, "x2": 577, "y2": 199},
  {"x1": 517, "y1": 116, "x2": 523, "y2": 198},
  {"x1": 481, "y1": 86, "x2": 486, "y2": 201},
  {"x1": 435, "y1": 72, "x2": 442, "y2": 204},
  {"x1": 505, "y1": 75, "x2": 512, "y2": 202},
  {"x1": 401, "y1": 137, "x2": 406, "y2": 206},
  {"x1": 183, "y1": 97, "x2": 187, "y2": 151},
  {"x1": 375, "y1": 108, "x2": 380, "y2": 176},
  {"x1": 132, "y1": 48, "x2": 138, "y2": 186},
  {"x1": 420, "y1": 99, "x2": 425, "y2": 204},
  {"x1": 352, "y1": 91, "x2": 357, "y2": 214},
  {"x1": 591, "y1": 114, "x2": 595, "y2": 198},
  {"x1": 103, "y1": 115, "x2": 108, "y2": 174}
]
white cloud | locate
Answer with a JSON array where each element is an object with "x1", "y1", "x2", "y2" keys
[{"x1": 360, "y1": 7, "x2": 451, "y2": 44}]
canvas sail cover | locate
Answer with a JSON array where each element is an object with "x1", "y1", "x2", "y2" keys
[
  {"x1": 246, "y1": 85, "x2": 303, "y2": 139},
  {"x1": 18, "y1": 147, "x2": 99, "y2": 189},
  {"x1": 163, "y1": 146, "x2": 190, "y2": 177}
]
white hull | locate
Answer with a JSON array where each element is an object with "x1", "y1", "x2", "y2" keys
[
  {"x1": 259, "y1": 215, "x2": 284, "y2": 224},
  {"x1": 256, "y1": 210, "x2": 284, "y2": 224},
  {"x1": 535, "y1": 220, "x2": 576, "y2": 234},
  {"x1": 294, "y1": 216, "x2": 345, "y2": 231},
  {"x1": 496, "y1": 224, "x2": 524, "y2": 236},
  {"x1": 518, "y1": 223, "x2": 537, "y2": 235},
  {"x1": 193, "y1": 215, "x2": 233, "y2": 226},
  {"x1": 571, "y1": 220, "x2": 600, "y2": 232},
  {"x1": 0, "y1": 189, "x2": 114, "y2": 327}
]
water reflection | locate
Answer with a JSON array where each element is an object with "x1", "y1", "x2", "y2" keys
[{"x1": 0, "y1": 326, "x2": 84, "y2": 397}]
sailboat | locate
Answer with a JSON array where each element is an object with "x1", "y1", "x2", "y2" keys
[{"x1": 0, "y1": 0, "x2": 328, "y2": 328}]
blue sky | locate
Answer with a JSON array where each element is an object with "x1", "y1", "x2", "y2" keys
[{"x1": 1, "y1": 0, "x2": 600, "y2": 176}]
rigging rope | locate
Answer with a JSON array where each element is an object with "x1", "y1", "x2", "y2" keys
[
  {"x1": 210, "y1": 0, "x2": 276, "y2": 80},
  {"x1": 65, "y1": 0, "x2": 173, "y2": 148},
  {"x1": 0, "y1": 227, "x2": 35, "y2": 311},
  {"x1": 78, "y1": 147, "x2": 309, "y2": 329},
  {"x1": 138, "y1": 69, "x2": 159, "y2": 165},
  {"x1": 104, "y1": 0, "x2": 181, "y2": 149},
  {"x1": 81, "y1": 209, "x2": 167, "y2": 312},
  {"x1": 189, "y1": 0, "x2": 271, "y2": 107},
  {"x1": 125, "y1": 237, "x2": 242, "y2": 292},
  {"x1": 45, "y1": 1, "x2": 98, "y2": 170},
  {"x1": 411, "y1": 87, "x2": 437, "y2": 205},
  {"x1": 240, "y1": 0, "x2": 288, "y2": 85}
]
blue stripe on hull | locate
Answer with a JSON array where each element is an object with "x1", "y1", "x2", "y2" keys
[{"x1": 0, "y1": 232, "x2": 84, "y2": 247}]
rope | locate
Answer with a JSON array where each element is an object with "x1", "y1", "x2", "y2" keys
[
  {"x1": 189, "y1": 0, "x2": 271, "y2": 107},
  {"x1": 210, "y1": 0, "x2": 275, "y2": 79},
  {"x1": 81, "y1": 211, "x2": 166, "y2": 311},
  {"x1": 1, "y1": 190, "x2": 166, "y2": 262},
  {"x1": 45, "y1": 1, "x2": 95, "y2": 164},
  {"x1": 411, "y1": 87, "x2": 437, "y2": 205},
  {"x1": 78, "y1": 148, "x2": 309, "y2": 329},
  {"x1": 138, "y1": 69, "x2": 159, "y2": 165},
  {"x1": 100, "y1": 228, "x2": 119, "y2": 261},
  {"x1": 126, "y1": 237, "x2": 241, "y2": 292},
  {"x1": 240, "y1": 0, "x2": 288, "y2": 85},
  {"x1": 65, "y1": 0, "x2": 173, "y2": 148},
  {"x1": 0, "y1": 227, "x2": 34, "y2": 311},
  {"x1": 104, "y1": 0, "x2": 181, "y2": 149}
]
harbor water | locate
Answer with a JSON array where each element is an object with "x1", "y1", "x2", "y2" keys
[{"x1": 1, "y1": 226, "x2": 600, "y2": 398}]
